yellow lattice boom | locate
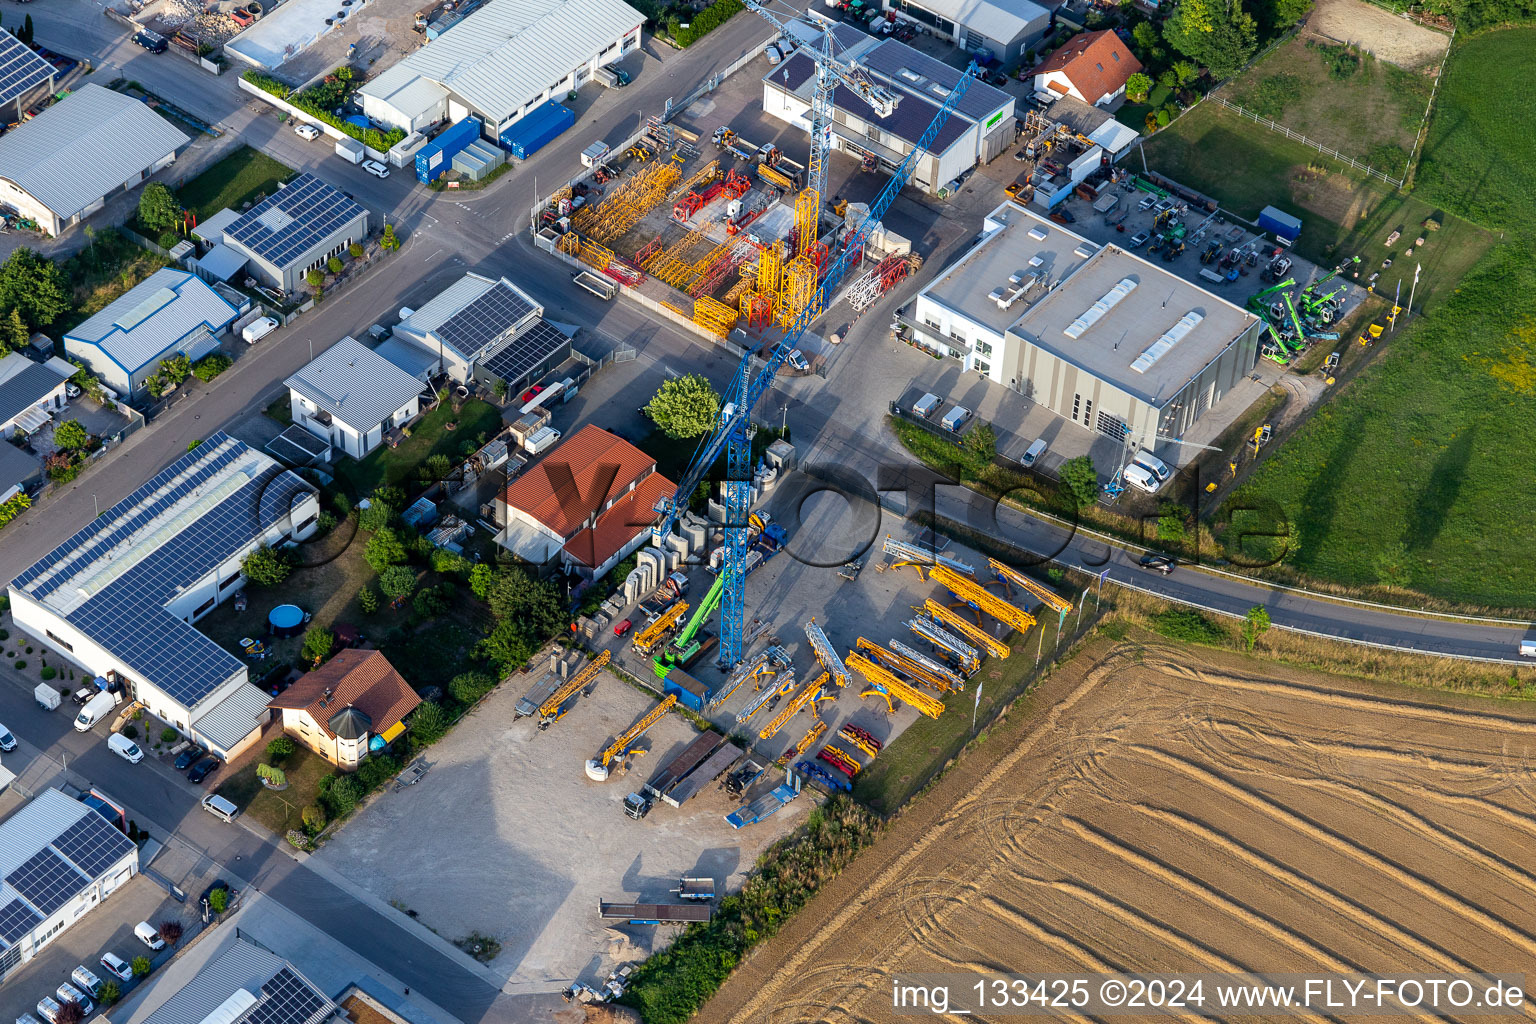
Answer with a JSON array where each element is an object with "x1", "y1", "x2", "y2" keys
[
  {"x1": 778, "y1": 255, "x2": 819, "y2": 328},
  {"x1": 759, "y1": 671, "x2": 829, "y2": 740},
  {"x1": 778, "y1": 719, "x2": 827, "y2": 765},
  {"x1": 575, "y1": 161, "x2": 682, "y2": 242},
  {"x1": 794, "y1": 187, "x2": 820, "y2": 257},
  {"x1": 854, "y1": 637, "x2": 955, "y2": 694},
  {"x1": 558, "y1": 231, "x2": 581, "y2": 255},
  {"x1": 667, "y1": 159, "x2": 720, "y2": 203},
  {"x1": 921, "y1": 599, "x2": 1011, "y2": 659},
  {"x1": 757, "y1": 242, "x2": 782, "y2": 295},
  {"x1": 847, "y1": 653, "x2": 946, "y2": 719},
  {"x1": 577, "y1": 239, "x2": 614, "y2": 271},
  {"x1": 694, "y1": 297, "x2": 738, "y2": 338},
  {"x1": 989, "y1": 559, "x2": 1072, "y2": 614},
  {"x1": 632, "y1": 602, "x2": 688, "y2": 655},
  {"x1": 596, "y1": 694, "x2": 678, "y2": 768},
  {"x1": 537, "y1": 650, "x2": 612, "y2": 720},
  {"x1": 929, "y1": 565, "x2": 1038, "y2": 633}
]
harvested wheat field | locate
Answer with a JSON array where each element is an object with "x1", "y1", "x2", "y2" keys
[{"x1": 698, "y1": 635, "x2": 1536, "y2": 1023}]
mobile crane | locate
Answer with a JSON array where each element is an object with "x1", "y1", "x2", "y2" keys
[
  {"x1": 653, "y1": 573, "x2": 727, "y2": 678},
  {"x1": 647, "y1": 59, "x2": 978, "y2": 670}
]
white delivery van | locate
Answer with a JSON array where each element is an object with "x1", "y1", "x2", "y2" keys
[
  {"x1": 134, "y1": 922, "x2": 166, "y2": 951},
  {"x1": 1123, "y1": 462, "x2": 1160, "y2": 494},
  {"x1": 1019, "y1": 438, "x2": 1047, "y2": 468},
  {"x1": 201, "y1": 793, "x2": 240, "y2": 822},
  {"x1": 940, "y1": 406, "x2": 970, "y2": 432},
  {"x1": 1133, "y1": 449, "x2": 1172, "y2": 483},
  {"x1": 74, "y1": 690, "x2": 119, "y2": 732},
  {"x1": 524, "y1": 426, "x2": 561, "y2": 455},
  {"x1": 1521, "y1": 639, "x2": 1536, "y2": 658},
  {"x1": 71, "y1": 966, "x2": 103, "y2": 1000},
  {"x1": 911, "y1": 393, "x2": 941, "y2": 418}
]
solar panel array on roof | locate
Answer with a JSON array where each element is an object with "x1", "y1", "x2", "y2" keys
[
  {"x1": 247, "y1": 967, "x2": 329, "y2": 1024},
  {"x1": 225, "y1": 174, "x2": 364, "y2": 269},
  {"x1": 0, "y1": 30, "x2": 54, "y2": 107},
  {"x1": 0, "y1": 899, "x2": 42, "y2": 948},
  {"x1": 51, "y1": 815, "x2": 135, "y2": 879},
  {"x1": 434, "y1": 282, "x2": 535, "y2": 359},
  {"x1": 6, "y1": 848, "x2": 88, "y2": 917},
  {"x1": 479, "y1": 318, "x2": 568, "y2": 384}
]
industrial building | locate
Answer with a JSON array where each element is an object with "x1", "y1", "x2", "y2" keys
[
  {"x1": 358, "y1": 0, "x2": 643, "y2": 139},
  {"x1": 0, "y1": 789, "x2": 139, "y2": 983},
  {"x1": 390, "y1": 272, "x2": 571, "y2": 387},
  {"x1": 7, "y1": 433, "x2": 320, "y2": 759},
  {"x1": 0, "y1": 83, "x2": 189, "y2": 237},
  {"x1": 0, "y1": 351, "x2": 75, "y2": 439},
  {"x1": 129, "y1": 938, "x2": 338, "y2": 1024},
  {"x1": 909, "y1": 203, "x2": 1261, "y2": 443},
  {"x1": 498, "y1": 424, "x2": 674, "y2": 579},
  {"x1": 763, "y1": 33, "x2": 1015, "y2": 192},
  {"x1": 882, "y1": 0, "x2": 1050, "y2": 61},
  {"x1": 0, "y1": 29, "x2": 59, "y2": 121},
  {"x1": 218, "y1": 174, "x2": 369, "y2": 294},
  {"x1": 64, "y1": 269, "x2": 244, "y2": 396},
  {"x1": 285, "y1": 337, "x2": 426, "y2": 458}
]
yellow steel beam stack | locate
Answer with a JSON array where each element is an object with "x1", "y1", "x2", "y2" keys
[
  {"x1": 846, "y1": 653, "x2": 946, "y2": 719},
  {"x1": 577, "y1": 239, "x2": 614, "y2": 271},
  {"x1": 558, "y1": 232, "x2": 581, "y2": 256},
  {"x1": 921, "y1": 599, "x2": 1010, "y2": 659},
  {"x1": 988, "y1": 558, "x2": 1073, "y2": 615},
  {"x1": 576, "y1": 162, "x2": 682, "y2": 243},
  {"x1": 929, "y1": 566, "x2": 1038, "y2": 633},
  {"x1": 693, "y1": 297, "x2": 738, "y2": 338},
  {"x1": 722, "y1": 274, "x2": 753, "y2": 309},
  {"x1": 778, "y1": 255, "x2": 820, "y2": 328},
  {"x1": 777, "y1": 719, "x2": 826, "y2": 766},
  {"x1": 794, "y1": 187, "x2": 820, "y2": 257}
]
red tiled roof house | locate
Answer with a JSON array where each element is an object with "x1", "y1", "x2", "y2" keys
[
  {"x1": 1032, "y1": 30, "x2": 1143, "y2": 107},
  {"x1": 495, "y1": 424, "x2": 675, "y2": 580},
  {"x1": 267, "y1": 649, "x2": 421, "y2": 769}
]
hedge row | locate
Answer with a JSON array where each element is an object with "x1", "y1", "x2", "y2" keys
[
  {"x1": 666, "y1": 0, "x2": 743, "y2": 47},
  {"x1": 242, "y1": 70, "x2": 406, "y2": 152}
]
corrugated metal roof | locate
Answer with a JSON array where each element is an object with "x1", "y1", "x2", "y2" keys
[
  {"x1": 374, "y1": 337, "x2": 439, "y2": 380},
  {"x1": 399, "y1": 272, "x2": 498, "y2": 334},
  {"x1": 284, "y1": 336, "x2": 424, "y2": 433},
  {"x1": 139, "y1": 939, "x2": 336, "y2": 1024},
  {"x1": 0, "y1": 84, "x2": 189, "y2": 221},
  {"x1": 377, "y1": 0, "x2": 644, "y2": 124},
  {"x1": 0, "y1": 352, "x2": 69, "y2": 426},
  {"x1": 65, "y1": 269, "x2": 241, "y2": 375},
  {"x1": 0, "y1": 791, "x2": 93, "y2": 881},
  {"x1": 190, "y1": 682, "x2": 271, "y2": 752},
  {"x1": 911, "y1": 0, "x2": 1047, "y2": 44},
  {"x1": 0, "y1": 790, "x2": 137, "y2": 948},
  {"x1": 396, "y1": 272, "x2": 541, "y2": 359},
  {"x1": 360, "y1": 63, "x2": 448, "y2": 122}
]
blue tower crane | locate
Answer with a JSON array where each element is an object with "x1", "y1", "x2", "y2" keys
[{"x1": 651, "y1": 60, "x2": 978, "y2": 669}]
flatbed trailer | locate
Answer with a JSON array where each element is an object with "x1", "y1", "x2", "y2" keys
[
  {"x1": 643, "y1": 732, "x2": 724, "y2": 801},
  {"x1": 514, "y1": 675, "x2": 561, "y2": 719},
  {"x1": 676, "y1": 877, "x2": 716, "y2": 901},
  {"x1": 662, "y1": 741, "x2": 744, "y2": 807},
  {"x1": 725, "y1": 775, "x2": 801, "y2": 829},
  {"x1": 599, "y1": 902, "x2": 712, "y2": 924}
]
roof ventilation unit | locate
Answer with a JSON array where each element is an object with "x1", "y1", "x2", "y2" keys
[{"x1": 1062, "y1": 277, "x2": 1137, "y2": 340}]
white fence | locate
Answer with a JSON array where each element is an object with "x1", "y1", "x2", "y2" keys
[{"x1": 1214, "y1": 98, "x2": 1406, "y2": 188}]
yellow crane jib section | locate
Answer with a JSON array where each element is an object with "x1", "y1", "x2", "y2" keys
[
  {"x1": 759, "y1": 671, "x2": 830, "y2": 740},
  {"x1": 846, "y1": 653, "x2": 945, "y2": 719},
  {"x1": 920, "y1": 599, "x2": 1010, "y2": 659},
  {"x1": 779, "y1": 719, "x2": 827, "y2": 765},
  {"x1": 736, "y1": 671, "x2": 797, "y2": 724},
  {"x1": 860, "y1": 685, "x2": 895, "y2": 714},
  {"x1": 929, "y1": 565, "x2": 1037, "y2": 633},
  {"x1": 905, "y1": 617, "x2": 980, "y2": 676},
  {"x1": 889, "y1": 638, "x2": 966, "y2": 692},
  {"x1": 538, "y1": 650, "x2": 612, "y2": 720},
  {"x1": 804, "y1": 618, "x2": 849, "y2": 688},
  {"x1": 596, "y1": 694, "x2": 678, "y2": 769},
  {"x1": 631, "y1": 602, "x2": 688, "y2": 655},
  {"x1": 988, "y1": 558, "x2": 1072, "y2": 615},
  {"x1": 856, "y1": 637, "x2": 957, "y2": 694},
  {"x1": 882, "y1": 534, "x2": 974, "y2": 575},
  {"x1": 693, "y1": 297, "x2": 738, "y2": 338}
]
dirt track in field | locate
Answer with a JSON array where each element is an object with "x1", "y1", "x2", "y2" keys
[
  {"x1": 698, "y1": 636, "x2": 1536, "y2": 1023},
  {"x1": 1305, "y1": 0, "x2": 1450, "y2": 68}
]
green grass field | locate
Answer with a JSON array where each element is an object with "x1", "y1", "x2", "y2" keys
[
  {"x1": 176, "y1": 146, "x2": 295, "y2": 221},
  {"x1": 334, "y1": 399, "x2": 503, "y2": 497},
  {"x1": 1230, "y1": 28, "x2": 1536, "y2": 609}
]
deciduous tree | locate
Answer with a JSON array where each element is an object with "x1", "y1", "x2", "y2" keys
[
  {"x1": 241, "y1": 545, "x2": 291, "y2": 586},
  {"x1": 1163, "y1": 0, "x2": 1258, "y2": 79},
  {"x1": 53, "y1": 419, "x2": 88, "y2": 451},
  {"x1": 0, "y1": 248, "x2": 67, "y2": 328},
  {"x1": 644, "y1": 372, "x2": 720, "y2": 439},
  {"x1": 1058, "y1": 456, "x2": 1100, "y2": 510},
  {"x1": 138, "y1": 183, "x2": 181, "y2": 231}
]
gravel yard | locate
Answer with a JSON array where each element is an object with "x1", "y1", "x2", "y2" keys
[{"x1": 1305, "y1": 0, "x2": 1450, "y2": 68}]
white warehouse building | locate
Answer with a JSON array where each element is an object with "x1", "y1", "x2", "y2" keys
[
  {"x1": 359, "y1": 0, "x2": 644, "y2": 138},
  {"x1": 909, "y1": 203, "x2": 1261, "y2": 444},
  {"x1": 7, "y1": 433, "x2": 320, "y2": 760},
  {"x1": 0, "y1": 789, "x2": 139, "y2": 983},
  {"x1": 763, "y1": 28, "x2": 1015, "y2": 193}
]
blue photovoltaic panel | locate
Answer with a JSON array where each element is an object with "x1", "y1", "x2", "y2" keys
[
  {"x1": 0, "y1": 899, "x2": 42, "y2": 947},
  {"x1": 52, "y1": 815, "x2": 135, "y2": 879},
  {"x1": 0, "y1": 31, "x2": 54, "y2": 107},
  {"x1": 247, "y1": 967, "x2": 329, "y2": 1024},
  {"x1": 434, "y1": 282, "x2": 534, "y2": 359},
  {"x1": 480, "y1": 318, "x2": 569, "y2": 386},
  {"x1": 226, "y1": 174, "x2": 364, "y2": 269},
  {"x1": 6, "y1": 848, "x2": 88, "y2": 917}
]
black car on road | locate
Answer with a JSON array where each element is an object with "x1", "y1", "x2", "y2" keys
[{"x1": 1139, "y1": 553, "x2": 1176, "y2": 575}]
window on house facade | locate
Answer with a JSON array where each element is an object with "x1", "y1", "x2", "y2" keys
[
  {"x1": 949, "y1": 329, "x2": 966, "y2": 345},
  {"x1": 977, "y1": 340, "x2": 993, "y2": 356},
  {"x1": 976, "y1": 359, "x2": 991, "y2": 374},
  {"x1": 1083, "y1": 398, "x2": 1093, "y2": 425},
  {"x1": 194, "y1": 597, "x2": 215, "y2": 617},
  {"x1": 46, "y1": 630, "x2": 73, "y2": 652},
  {"x1": 1072, "y1": 393, "x2": 1081, "y2": 420}
]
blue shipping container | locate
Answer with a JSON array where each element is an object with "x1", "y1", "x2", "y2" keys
[
  {"x1": 415, "y1": 117, "x2": 483, "y2": 183},
  {"x1": 1258, "y1": 204, "x2": 1302, "y2": 242},
  {"x1": 499, "y1": 102, "x2": 574, "y2": 160}
]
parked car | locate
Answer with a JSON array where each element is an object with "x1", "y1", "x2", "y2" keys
[
  {"x1": 174, "y1": 744, "x2": 207, "y2": 770},
  {"x1": 293, "y1": 123, "x2": 321, "y2": 141},
  {"x1": 763, "y1": 42, "x2": 781, "y2": 64},
  {"x1": 361, "y1": 159, "x2": 390, "y2": 179},
  {"x1": 99, "y1": 953, "x2": 133, "y2": 982},
  {"x1": 0, "y1": 723, "x2": 14, "y2": 752},
  {"x1": 1139, "y1": 553, "x2": 1176, "y2": 575},
  {"x1": 56, "y1": 983, "x2": 92, "y2": 1015},
  {"x1": 242, "y1": 316, "x2": 278, "y2": 344},
  {"x1": 613, "y1": 617, "x2": 634, "y2": 637},
  {"x1": 187, "y1": 756, "x2": 220, "y2": 784},
  {"x1": 134, "y1": 922, "x2": 166, "y2": 951},
  {"x1": 520, "y1": 384, "x2": 544, "y2": 403},
  {"x1": 132, "y1": 30, "x2": 167, "y2": 52},
  {"x1": 786, "y1": 349, "x2": 810, "y2": 372},
  {"x1": 65, "y1": 382, "x2": 81, "y2": 399},
  {"x1": 1128, "y1": 231, "x2": 1150, "y2": 247},
  {"x1": 108, "y1": 733, "x2": 144, "y2": 763}
]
